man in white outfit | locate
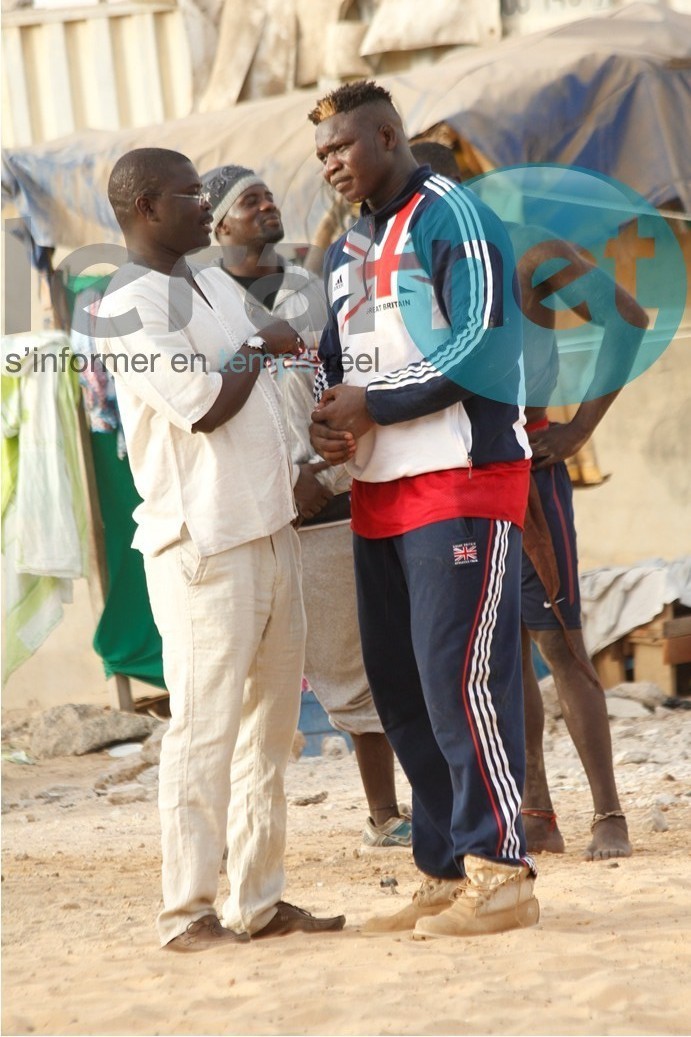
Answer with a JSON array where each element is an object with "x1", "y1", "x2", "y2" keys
[{"x1": 101, "y1": 147, "x2": 345, "y2": 951}]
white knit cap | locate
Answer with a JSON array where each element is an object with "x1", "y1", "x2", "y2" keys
[{"x1": 202, "y1": 164, "x2": 265, "y2": 233}]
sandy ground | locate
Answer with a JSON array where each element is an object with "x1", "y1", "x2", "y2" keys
[{"x1": 2, "y1": 707, "x2": 691, "y2": 1037}]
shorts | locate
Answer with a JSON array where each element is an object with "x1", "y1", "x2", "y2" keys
[
  {"x1": 521, "y1": 461, "x2": 582, "y2": 630},
  {"x1": 298, "y1": 519, "x2": 383, "y2": 736}
]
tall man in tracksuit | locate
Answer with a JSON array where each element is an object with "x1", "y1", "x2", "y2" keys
[{"x1": 308, "y1": 80, "x2": 539, "y2": 938}]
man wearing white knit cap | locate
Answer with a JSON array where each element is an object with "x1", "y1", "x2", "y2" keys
[
  {"x1": 204, "y1": 164, "x2": 266, "y2": 235},
  {"x1": 201, "y1": 163, "x2": 413, "y2": 852}
]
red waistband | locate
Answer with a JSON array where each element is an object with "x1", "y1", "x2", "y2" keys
[
  {"x1": 351, "y1": 461, "x2": 531, "y2": 539},
  {"x1": 525, "y1": 417, "x2": 549, "y2": 434}
]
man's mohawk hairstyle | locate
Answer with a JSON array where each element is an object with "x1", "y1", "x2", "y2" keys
[{"x1": 308, "y1": 80, "x2": 394, "y2": 125}]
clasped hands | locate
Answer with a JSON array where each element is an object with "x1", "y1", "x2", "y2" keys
[{"x1": 309, "y1": 385, "x2": 374, "y2": 464}]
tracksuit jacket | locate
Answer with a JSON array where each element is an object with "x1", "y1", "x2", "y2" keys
[{"x1": 316, "y1": 165, "x2": 531, "y2": 484}]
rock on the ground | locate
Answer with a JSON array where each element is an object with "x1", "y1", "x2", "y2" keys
[
  {"x1": 0, "y1": 715, "x2": 33, "y2": 749},
  {"x1": 106, "y1": 783, "x2": 150, "y2": 805},
  {"x1": 321, "y1": 735, "x2": 349, "y2": 758},
  {"x1": 293, "y1": 791, "x2": 328, "y2": 806},
  {"x1": 140, "y1": 723, "x2": 167, "y2": 765},
  {"x1": 615, "y1": 749, "x2": 650, "y2": 765},
  {"x1": 651, "y1": 807, "x2": 669, "y2": 832},
  {"x1": 95, "y1": 758, "x2": 152, "y2": 792},
  {"x1": 606, "y1": 681, "x2": 666, "y2": 711},
  {"x1": 606, "y1": 697, "x2": 651, "y2": 719},
  {"x1": 136, "y1": 765, "x2": 160, "y2": 787},
  {"x1": 29, "y1": 705, "x2": 160, "y2": 759},
  {"x1": 34, "y1": 785, "x2": 83, "y2": 803}
]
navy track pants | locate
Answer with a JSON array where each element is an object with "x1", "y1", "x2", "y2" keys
[{"x1": 353, "y1": 516, "x2": 530, "y2": 878}]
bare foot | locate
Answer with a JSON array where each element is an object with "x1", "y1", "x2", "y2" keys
[
  {"x1": 522, "y1": 811, "x2": 566, "y2": 854},
  {"x1": 584, "y1": 815, "x2": 632, "y2": 861}
]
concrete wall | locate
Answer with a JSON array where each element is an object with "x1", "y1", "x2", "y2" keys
[
  {"x1": 2, "y1": 580, "x2": 110, "y2": 712},
  {"x1": 575, "y1": 323, "x2": 691, "y2": 570},
  {"x1": 575, "y1": 222, "x2": 691, "y2": 571},
  {"x1": 2, "y1": 579, "x2": 156, "y2": 713}
]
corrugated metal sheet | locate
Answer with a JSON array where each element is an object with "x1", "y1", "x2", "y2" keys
[{"x1": 2, "y1": 2, "x2": 193, "y2": 147}]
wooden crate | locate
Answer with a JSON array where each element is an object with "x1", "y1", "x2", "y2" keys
[
  {"x1": 663, "y1": 616, "x2": 691, "y2": 666},
  {"x1": 592, "y1": 640, "x2": 627, "y2": 689},
  {"x1": 627, "y1": 603, "x2": 675, "y2": 644},
  {"x1": 630, "y1": 641, "x2": 675, "y2": 696},
  {"x1": 591, "y1": 604, "x2": 691, "y2": 698},
  {"x1": 624, "y1": 605, "x2": 691, "y2": 697}
]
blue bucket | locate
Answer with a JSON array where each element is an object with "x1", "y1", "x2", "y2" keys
[{"x1": 298, "y1": 690, "x2": 354, "y2": 757}]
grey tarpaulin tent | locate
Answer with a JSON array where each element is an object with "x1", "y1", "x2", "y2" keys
[
  {"x1": 2, "y1": 1, "x2": 690, "y2": 253},
  {"x1": 2, "y1": 1, "x2": 689, "y2": 712}
]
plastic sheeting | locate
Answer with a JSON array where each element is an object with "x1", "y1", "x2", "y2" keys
[
  {"x1": 360, "y1": 0, "x2": 500, "y2": 55},
  {"x1": 580, "y1": 556, "x2": 691, "y2": 656},
  {"x1": 2, "y1": 3, "x2": 690, "y2": 252}
]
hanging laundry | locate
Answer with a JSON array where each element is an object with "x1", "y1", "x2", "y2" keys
[
  {"x1": 70, "y1": 281, "x2": 127, "y2": 459},
  {"x1": 2, "y1": 331, "x2": 88, "y2": 682}
]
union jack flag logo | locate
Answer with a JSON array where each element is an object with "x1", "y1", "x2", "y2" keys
[{"x1": 453, "y1": 541, "x2": 478, "y2": 565}]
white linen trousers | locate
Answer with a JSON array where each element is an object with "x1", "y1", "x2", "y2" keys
[{"x1": 144, "y1": 522, "x2": 305, "y2": 944}]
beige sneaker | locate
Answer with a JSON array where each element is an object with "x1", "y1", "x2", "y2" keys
[
  {"x1": 412, "y1": 855, "x2": 539, "y2": 939},
  {"x1": 363, "y1": 876, "x2": 460, "y2": 933}
]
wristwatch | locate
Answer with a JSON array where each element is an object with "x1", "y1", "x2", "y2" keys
[{"x1": 244, "y1": 335, "x2": 267, "y2": 353}]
